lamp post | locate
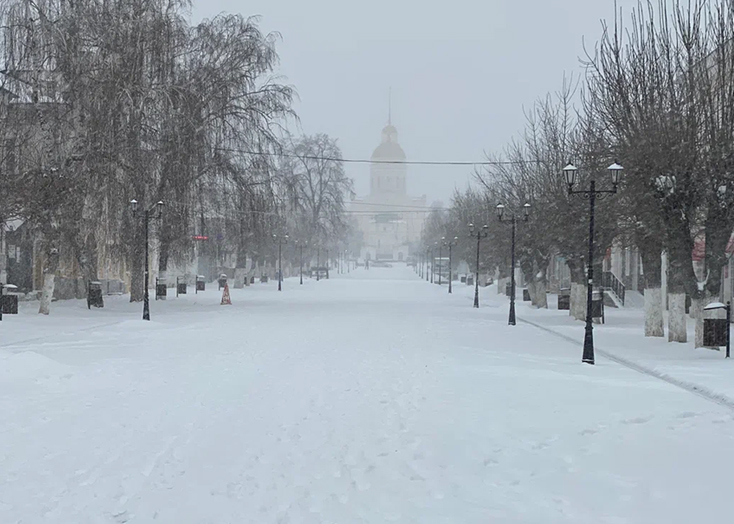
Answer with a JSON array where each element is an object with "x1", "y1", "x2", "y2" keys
[
  {"x1": 496, "y1": 203, "x2": 530, "y2": 326},
  {"x1": 564, "y1": 161, "x2": 623, "y2": 364},
  {"x1": 468, "y1": 223, "x2": 489, "y2": 308},
  {"x1": 274, "y1": 233, "x2": 288, "y2": 291},
  {"x1": 443, "y1": 236, "x2": 458, "y2": 294},
  {"x1": 326, "y1": 248, "x2": 330, "y2": 279},
  {"x1": 130, "y1": 199, "x2": 164, "y2": 321}
]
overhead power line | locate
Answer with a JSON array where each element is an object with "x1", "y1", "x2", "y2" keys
[{"x1": 214, "y1": 147, "x2": 539, "y2": 167}]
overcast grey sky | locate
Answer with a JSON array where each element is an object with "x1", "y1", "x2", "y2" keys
[{"x1": 191, "y1": 0, "x2": 629, "y2": 205}]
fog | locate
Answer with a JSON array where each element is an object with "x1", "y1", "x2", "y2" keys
[{"x1": 191, "y1": 0, "x2": 634, "y2": 205}]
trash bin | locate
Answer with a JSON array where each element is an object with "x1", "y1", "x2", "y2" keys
[
  {"x1": 176, "y1": 276, "x2": 187, "y2": 296},
  {"x1": 218, "y1": 273, "x2": 228, "y2": 290},
  {"x1": 703, "y1": 302, "x2": 731, "y2": 353},
  {"x1": 260, "y1": 274, "x2": 268, "y2": 283},
  {"x1": 250, "y1": 276, "x2": 255, "y2": 284},
  {"x1": 196, "y1": 275, "x2": 206, "y2": 292},
  {"x1": 86, "y1": 281, "x2": 104, "y2": 309},
  {"x1": 2, "y1": 284, "x2": 19, "y2": 314},
  {"x1": 704, "y1": 318, "x2": 728, "y2": 348},
  {"x1": 466, "y1": 275, "x2": 474, "y2": 286},
  {"x1": 460, "y1": 275, "x2": 466, "y2": 284},
  {"x1": 558, "y1": 289, "x2": 570, "y2": 310},
  {"x1": 156, "y1": 277, "x2": 167, "y2": 300},
  {"x1": 523, "y1": 289, "x2": 531, "y2": 302}
]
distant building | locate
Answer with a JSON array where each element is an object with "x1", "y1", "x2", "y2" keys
[{"x1": 351, "y1": 119, "x2": 426, "y2": 262}]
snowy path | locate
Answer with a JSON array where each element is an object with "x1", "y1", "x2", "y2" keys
[{"x1": 2, "y1": 265, "x2": 734, "y2": 523}]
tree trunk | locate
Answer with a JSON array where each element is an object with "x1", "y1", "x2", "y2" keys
[
  {"x1": 535, "y1": 271, "x2": 548, "y2": 309},
  {"x1": 666, "y1": 229, "x2": 695, "y2": 343},
  {"x1": 667, "y1": 256, "x2": 689, "y2": 343},
  {"x1": 668, "y1": 292, "x2": 688, "y2": 343},
  {"x1": 520, "y1": 258, "x2": 535, "y2": 305},
  {"x1": 640, "y1": 244, "x2": 664, "y2": 337},
  {"x1": 38, "y1": 248, "x2": 59, "y2": 316},
  {"x1": 532, "y1": 255, "x2": 549, "y2": 309},
  {"x1": 567, "y1": 258, "x2": 586, "y2": 321},
  {"x1": 527, "y1": 280, "x2": 537, "y2": 306},
  {"x1": 692, "y1": 295, "x2": 706, "y2": 348},
  {"x1": 572, "y1": 283, "x2": 587, "y2": 321},
  {"x1": 235, "y1": 240, "x2": 248, "y2": 289}
]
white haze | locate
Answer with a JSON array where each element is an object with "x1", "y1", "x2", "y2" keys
[{"x1": 191, "y1": 0, "x2": 637, "y2": 205}]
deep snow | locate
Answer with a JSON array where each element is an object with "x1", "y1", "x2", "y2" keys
[{"x1": 2, "y1": 264, "x2": 734, "y2": 523}]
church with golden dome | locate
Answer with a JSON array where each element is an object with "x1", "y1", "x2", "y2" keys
[{"x1": 351, "y1": 115, "x2": 427, "y2": 262}]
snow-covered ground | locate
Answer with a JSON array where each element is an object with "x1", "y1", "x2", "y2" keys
[{"x1": 2, "y1": 264, "x2": 734, "y2": 523}]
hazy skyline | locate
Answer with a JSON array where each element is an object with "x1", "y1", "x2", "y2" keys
[{"x1": 191, "y1": 1, "x2": 632, "y2": 205}]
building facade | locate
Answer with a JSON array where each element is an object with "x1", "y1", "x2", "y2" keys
[{"x1": 351, "y1": 122, "x2": 426, "y2": 262}]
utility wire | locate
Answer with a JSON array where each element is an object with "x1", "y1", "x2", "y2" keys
[
  {"x1": 214, "y1": 147, "x2": 539, "y2": 167},
  {"x1": 156, "y1": 196, "x2": 438, "y2": 219}
]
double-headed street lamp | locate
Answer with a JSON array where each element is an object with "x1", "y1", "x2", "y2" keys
[
  {"x1": 130, "y1": 199, "x2": 164, "y2": 321},
  {"x1": 496, "y1": 203, "x2": 531, "y2": 326},
  {"x1": 468, "y1": 223, "x2": 489, "y2": 308},
  {"x1": 564, "y1": 161, "x2": 624, "y2": 364},
  {"x1": 443, "y1": 236, "x2": 458, "y2": 294},
  {"x1": 273, "y1": 232, "x2": 289, "y2": 291}
]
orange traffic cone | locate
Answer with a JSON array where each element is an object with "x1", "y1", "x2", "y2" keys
[{"x1": 221, "y1": 283, "x2": 232, "y2": 305}]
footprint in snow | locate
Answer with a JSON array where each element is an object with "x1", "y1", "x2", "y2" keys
[{"x1": 622, "y1": 416, "x2": 653, "y2": 425}]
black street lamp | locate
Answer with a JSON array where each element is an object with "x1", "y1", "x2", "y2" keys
[
  {"x1": 130, "y1": 199, "x2": 164, "y2": 320},
  {"x1": 468, "y1": 223, "x2": 489, "y2": 308},
  {"x1": 443, "y1": 236, "x2": 458, "y2": 294},
  {"x1": 496, "y1": 203, "x2": 531, "y2": 326},
  {"x1": 564, "y1": 161, "x2": 623, "y2": 364},
  {"x1": 274, "y1": 232, "x2": 288, "y2": 291}
]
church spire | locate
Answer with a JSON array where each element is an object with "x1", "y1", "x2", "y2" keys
[{"x1": 388, "y1": 87, "x2": 392, "y2": 125}]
